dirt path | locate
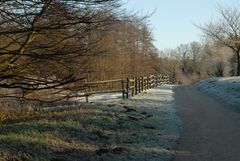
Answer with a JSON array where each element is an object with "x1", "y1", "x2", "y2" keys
[{"x1": 172, "y1": 86, "x2": 240, "y2": 161}]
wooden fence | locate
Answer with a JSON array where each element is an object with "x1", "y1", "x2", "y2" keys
[{"x1": 79, "y1": 75, "x2": 157, "y2": 102}]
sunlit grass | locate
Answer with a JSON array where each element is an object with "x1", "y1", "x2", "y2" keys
[{"x1": 0, "y1": 89, "x2": 180, "y2": 161}]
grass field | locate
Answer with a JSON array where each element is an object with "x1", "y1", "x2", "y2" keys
[{"x1": 0, "y1": 87, "x2": 180, "y2": 161}]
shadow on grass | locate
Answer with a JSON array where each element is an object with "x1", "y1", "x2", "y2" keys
[
  {"x1": 0, "y1": 135, "x2": 95, "y2": 161},
  {"x1": 0, "y1": 106, "x2": 116, "y2": 161},
  {"x1": 0, "y1": 86, "x2": 180, "y2": 161}
]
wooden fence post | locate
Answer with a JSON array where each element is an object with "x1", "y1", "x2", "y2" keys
[
  {"x1": 132, "y1": 77, "x2": 134, "y2": 97},
  {"x1": 126, "y1": 78, "x2": 129, "y2": 99},
  {"x1": 143, "y1": 77, "x2": 145, "y2": 91},
  {"x1": 138, "y1": 77, "x2": 141, "y2": 93},
  {"x1": 155, "y1": 75, "x2": 158, "y2": 87},
  {"x1": 149, "y1": 76, "x2": 151, "y2": 89},
  {"x1": 141, "y1": 76, "x2": 144, "y2": 92},
  {"x1": 147, "y1": 76, "x2": 149, "y2": 90},
  {"x1": 144, "y1": 78, "x2": 147, "y2": 91},
  {"x1": 122, "y1": 80, "x2": 125, "y2": 100},
  {"x1": 135, "y1": 77, "x2": 138, "y2": 95}
]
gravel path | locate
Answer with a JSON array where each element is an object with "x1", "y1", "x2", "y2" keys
[{"x1": 172, "y1": 86, "x2": 240, "y2": 161}]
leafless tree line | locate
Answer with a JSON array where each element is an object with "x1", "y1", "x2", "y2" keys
[
  {"x1": 159, "y1": 6, "x2": 240, "y2": 84},
  {"x1": 87, "y1": 16, "x2": 160, "y2": 81},
  {"x1": 0, "y1": 0, "x2": 160, "y2": 104}
]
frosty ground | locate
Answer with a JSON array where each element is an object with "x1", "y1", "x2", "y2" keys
[
  {"x1": 194, "y1": 76, "x2": 240, "y2": 111},
  {"x1": 0, "y1": 85, "x2": 181, "y2": 161},
  {"x1": 1, "y1": 76, "x2": 239, "y2": 161}
]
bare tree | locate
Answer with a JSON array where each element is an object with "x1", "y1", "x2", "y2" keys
[
  {"x1": 198, "y1": 6, "x2": 240, "y2": 76},
  {"x1": 0, "y1": 0, "x2": 120, "y2": 101},
  {"x1": 88, "y1": 15, "x2": 160, "y2": 80}
]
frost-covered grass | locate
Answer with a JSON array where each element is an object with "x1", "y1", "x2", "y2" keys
[
  {"x1": 195, "y1": 77, "x2": 240, "y2": 111},
  {"x1": 76, "y1": 92, "x2": 123, "y2": 103},
  {"x1": 0, "y1": 85, "x2": 180, "y2": 161}
]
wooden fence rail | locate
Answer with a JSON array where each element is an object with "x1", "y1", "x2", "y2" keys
[{"x1": 79, "y1": 75, "x2": 158, "y2": 102}]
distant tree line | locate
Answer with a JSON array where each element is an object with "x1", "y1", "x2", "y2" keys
[{"x1": 158, "y1": 6, "x2": 240, "y2": 84}]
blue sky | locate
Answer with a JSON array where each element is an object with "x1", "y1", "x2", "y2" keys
[{"x1": 122, "y1": 0, "x2": 240, "y2": 50}]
